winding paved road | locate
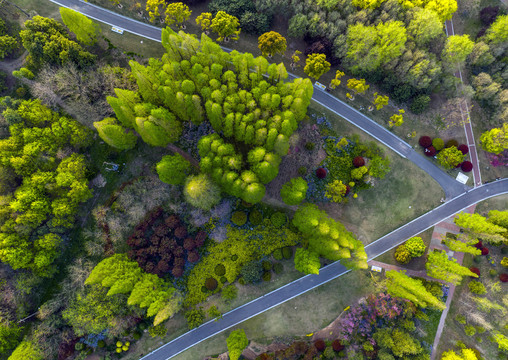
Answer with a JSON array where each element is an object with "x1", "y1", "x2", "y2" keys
[{"x1": 45, "y1": 0, "x2": 469, "y2": 198}]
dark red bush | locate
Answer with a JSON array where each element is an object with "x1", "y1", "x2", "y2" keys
[
  {"x1": 156, "y1": 260, "x2": 170, "y2": 274},
  {"x1": 316, "y1": 168, "x2": 327, "y2": 179},
  {"x1": 314, "y1": 339, "x2": 326, "y2": 352},
  {"x1": 461, "y1": 161, "x2": 473, "y2": 172},
  {"x1": 205, "y1": 277, "x2": 218, "y2": 291},
  {"x1": 174, "y1": 226, "x2": 187, "y2": 239},
  {"x1": 195, "y1": 231, "x2": 207, "y2": 247},
  {"x1": 458, "y1": 144, "x2": 469, "y2": 154},
  {"x1": 469, "y1": 267, "x2": 480, "y2": 277},
  {"x1": 353, "y1": 156, "x2": 365, "y2": 168},
  {"x1": 345, "y1": 185, "x2": 351, "y2": 196},
  {"x1": 499, "y1": 273, "x2": 508, "y2": 282},
  {"x1": 446, "y1": 139, "x2": 459, "y2": 148},
  {"x1": 183, "y1": 238, "x2": 195, "y2": 251},
  {"x1": 481, "y1": 247, "x2": 489, "y2": 255},
  {"x1": 172, "y1": 267, "x2": 184, "y2": 278},
  {"x1": 474, "y1": 240, "x2": 483, "y2": 249},
  {"x1": 424, "y1": 146, "x2": 437, "y2": 157},
  {"x1": 332, "y1": 339, "x2": 344, "y2": 352},
  {"x1": 165, "y1": 215, "x2": 180, "y2": 229},
  {"x1": 419, "y1": 136, "x2": 432, "y2": 148},
  {"x1": 174, "y1": 257, "x2": 185, "y2": 268},
  {"x1": 480, "y1": 6, "x2": 499, "y2": 25},
  {"x1": 188, "y1": 251, "x2": 200, "y2": 263}
]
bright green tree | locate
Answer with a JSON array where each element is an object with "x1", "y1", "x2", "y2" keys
[
  {"x1": 441, "y1": 348, "x2": 478, "y2": 360},
  {"x1": 0, "y1": 35, "x2": 17, "y2": 59},
  {"x1": 485, "y1": 14, "x2": 508, "y2": 44},
  {"x1": 386, "y1": 270, "x2": 445, "y2": 310},
  {"x1": 325, "y1": 179, "x2": 348, "y2": 203},
  {"x1": 408, "y1": 8, "x2": 443, "y2": 45},
  {"x1": 426, "y1": 250, "x2": 477, "y2": 285},
  {"x1": 164, "y1": 2, "x2": 191, "y2": 28},
  {"x1": 304, "y1": 53, "x2": 331, "y2": 81},
  {"x1": 436, "y1": 146, "x2": 465, "y2": 169},
  {"x1": 280, "y1": 177, "x2": 308, "y2": 205},
  {"x1": 94, "y1": 118, "x2": 137, "y2": 150},
  {"x1": 7, "y1": 340, "x2": 43, "y2": 360},
  {"x1": 60, "y1": 8, "x2": 100, "y2": 45},
  {"x1": 294, "y1": 247, "x2": 321, "y2": 275},
  {"x1": 479, "y1": 123, "x2": 508, "y2": 154},
  {"x1": 226, "y1": 329, "x2": 249, "y2": 360},
  {"x1": 196, "y1": 12, "x2": 212, "y2": 33},
  {"x1": 329, "y1": 70, "x2": 345, "y2": 89},
  {"x1": 211, "y1": 11, "x2": 241, "y2": 42},
  {"x1": 388, "y1": 109, "x2": 405, "y2": 127},
  {"x1": 258, "y1": 31, "x2": 287, "y2": 57},
  {"x1": 372, "y1": 92, "x2": 389, "y2": 110},
  {"x1": 184, "y1": 174, "x2": 221, "y2": 210},
  {"x1": 156, "y1": 153, "x2": 191, "y2": 185},
  {"x1": 146, "y1": 0, "x2": 165, "y2": 22},
  {"x1": 0, "y1": 322, "x2": 22, "y2": 354},
  {"x1": 347, "y1": 78, "x2": 370, "y2": 96},
  {"x1": 373, "y1": 328, "x2": 425, "y2": 358},
  {"x1": 454, "y1": 212, "x2": 506, "y2": 244},
  {"x1": 442, "y1": 35, "x2": 474, "y2": 70},
  {"x1": 492, "y1": 332, "x2": 508, "y2": 353},
  {"x1": 488, "y1": 210, "x2": 508, "y2": 228},
  {"x1": 443, "y1": 237, "x2": 481, "y2": 255},
  {"x1": 405, "y1": 237, "x2": 426, "y2": 257}
]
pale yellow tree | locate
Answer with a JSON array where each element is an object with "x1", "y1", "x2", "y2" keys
[
  {"x1": 196, "y1": 12, "x2": 212, "y2": 34},
  {"x1": 329, "y1": 70, "x2": 345, "y2": 89},
  {"x1": 164, "y1": 2, "x2": 191, "y2": 28},
  {"x1": 146, "y1": 0, "x2": 165, "y2": 22}
]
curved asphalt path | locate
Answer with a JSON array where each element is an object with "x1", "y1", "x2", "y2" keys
[
  {"x1": 46, "y1": 0, "x2": 468, "y2": 198},
  {"x1": 138, "y1": 179, "x2": 507, "y2": 360}
]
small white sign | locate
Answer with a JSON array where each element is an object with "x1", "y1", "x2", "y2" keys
[
  {"x1": 111, "y1": 26, "x2": 124, "y2": 34},
  {"x1": 456, "y1": 172, "x2": 469, "y2": 184},
  {"x1": 371, "y1": 265, "x2": 382, "y2": 273},
  {"x1": 314, "y1": 81, "x2": 326, "y2": 91}
]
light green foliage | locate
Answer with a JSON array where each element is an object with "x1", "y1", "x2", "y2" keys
[
  {"x1": 292, "y1": 204, "x2": 367, "y2": 270},
  {"x1": 471, "y1": 296, "x2": 505, "y2": 314},
  {"x1": 304, "y1": 53, "x2": 330, "y2": 80},
  {"x1": 20, "y1": 16, "x2": 95, "y2": 69},
  {"x1": 347, "y1": 78, "x2": 370, "y2": 95},
  {"x1": 426, "y1": 250, "x2": 478, "y2": 285},
  {"x1": 388, "y1": 109, "x2": 405, "y2": 127},
  {"x1": 501, "y1": 257, "x2": 508, "y2": 268},
  {"x1": 408, "y1": 8, "x2": 443, "y2": 45},
  {"x1": 94, "y1": 118, "x2": 138, "y2": 150},
  {"x1": 288, "y1": 14, "x2": 308, "y2": 38},
  {"x1": 196, "y1": 12, "x2": 212, "y2": 32},
  {"x1": 386, "y1": 270, "x2": 445, "y2": 309},
  {"x1": 164, "y1": 2, "x2": 191, "y2": 27},
  {"x1": 441, "y1": 348, "x2": 478, "y2": 360},
  {"x1": 184, "y1": 308, "x2": 205, "y2": 329},
  {"x1": 455, "y1": 212, "x2": 506, "y2": 244},
  {"x1": 221, "y1": 284, "x2": 238, "y2": 302},
  {"x1": 280, "y1": 177, "x2": 308, "y2": 205},
  {"x1": 156, "y1": 153, "x2": 191, "y2": 185},
  {"x1": 211, "y1": 11, "x2": 241, "y2": 42},
  {"x1": 436, "y1": 146, "x2": 465, "y2": 169},
  {"x1": 488, "y1": 210, "x2": 508, "y2": 229},
  {"x1": 442, "y1": 35, "x2": 474, "y2": 69},
  {"x1": 373, "y1": 92, "x2": 389, "y2": 110},
  {"x1": 352, "y1": 0, "x2": 387, "y2": 9},
  {"x1": 0, "y1": 35, "x2": 17, "y2": 59},
  {"x1": 185, "y1": 223, "x2": 302, "y2": 305},
  {"x1": 294, "y1": 247, "x2": 321, "y2": 274},
  {"x1": 485, "y1": 15, "x2": 508, "y2": 44},
  {"x1": 329, "y1": 70, "x2": 345, "y2": 89},
  {"x1": 397, "y1": 0, "x2": 457, "y2": 20},
  {"x1": 405, "y1": 237, "x2": 426, "y2": 257},
  {"x1": 227, "y1": 329, "x2": 249, "y2": 360},
  {"x1": 394, "y1": 244, "x2": 411, "y2": 264},
  {"x1": 479, "y1": 123, "x2": 508, "y2": 155},
  {"x1": 373, "y1": 328, "x2": 425, "y2": 358},
  {"x1": 346, "y1": 21, "x2": 407, "y2": 72},
  {"x1": 146, "y1": 0, "x2": 165, "y2": 22},
  {"x1": 184, "y1": 174, "x2": 221, "y2": 210},
  {"x1": 60, "y1": 8, "x2": 100, "y2": 45},
  {"x1": 492, "y1": 332, "x2": 508, "y2": 352},
  {"x1": 443, "y1": 237, "x2": 481, "y2": 255},
  {"x1": 0, "y1": 322, "x2": 22, "y2": 354},
  {"x1": 433, "y1": 138, "x2": 445, "y2": 151},
  {"x1": 258, "y1": 31, "x2": 287, "y2": 57},
  {"x1": 468, "y1": 280, "x2": 486, "y2": 295},
  {"x1": 325, "y1": 179, "x2": 348, "y2": 203},
  {"x1": 7, "y1": 340, "x2": 43, "y2": 360}
]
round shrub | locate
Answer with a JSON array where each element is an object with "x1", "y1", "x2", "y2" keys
[
  {"x1": 424, "y1": 146, "x2": 437, "y2": 157},
  {"x1": 481, "y1": 247, "x2": 489, "y2": 255},
  {"x1": 461, "y1": 161, "x2": 473, "y2": 172},
  {"x1": 231, "y1": 254, "x2": 238, "y2": 261},
  {"x1": 499, "y1": 273, "x2": 508, "y2": 283},
  {"x1": 183, "y1": 238, "x2": 195, "y2": 251},
  {"x1": 75, "y1": 343, "x2": 84, "y2": 351},
  {"x1": 455, "y1": 314, "x2": 466, "y2": 324},
  {"x1": 468, "y1": 280, "x2": 486, "y2": 294},
  {"x1": 458, "y1": 144, "x2": 469, "y2": 154},
  {"x1": 501, "y1": 257, "x2": 508, "y2": 268},
  {"x1": 353, "y1": 156, "x2": 365, "y2": 167},
  {"x1": 195, "y1": 231, "x2": 207, "y2": 247},
  {"x1": 262, "y1": 260, "x2": 272, "y2": 271},
  {"x1": 272, "y1": 248, "x2": 283, "y2": 260},
  {"x1": 305, "y1": 142, "x2": 315, "y2": 151},
  {"x1": 282, "y1": 246, "x2": 293, "y2": 259},
  {"x1": 464, "y1": 325, "x2": 476, "y2": 336},
  {"x1": 419, "y1": 136, "x2": 432, "y2": 148},
  {"x1": 271, "y1": 212, "x2": 287, "y2": 227},
  {"x1": 501, "y1": 246, "x2": 508, "y2": 254},
  {"x1": 241, "y1": 261, "x2": 263, "y2": 283},
  {"x1": 220, "y1": 276, "x2": 227, "y2": 283},
  {"x1": 205, "y1": 277, "x2": 218, "y2": 291},
  {"x1": 410, "y1": 94, "x2": 431, "y2": 114},
  {"x1": 298, "y1": 166, "x2": 307, "y2": 175},
  {"x1": 98, "y1": 340, "x2": 106, "y2": 348},
  {"x1": 184, "y1": 174, "x2": 221, "y2": 210},
  {"x1": 332, "y1": 339, "x2": 345, "y2": 352},
  {"x1": 172, "y1": 266, "x2": 184, "y2": 277},
  {"x1": 489, "y1": 269, "x2": 497, "y2": 277},
  {"x1": 174, "y1": 226, "x2": 188, "y2": 240},
  {"x1": 215, "y1": 263, "x2": 226, "y2": 276},
  {"x1": 249, "y1": 210, "x2": 263, "y2": 225},
  {"x1": 188, "y1": 251, "x2": 200, "y2": 263},
  {"x1": 446, "y1": 139, "x2": 459, "y2": 148},
  {"x1": 474, "y1": 240, "x2": 483, "y2": 249},
  {"x1": 432, "y1": 138, "x2": 445, "y2": 151},
  {"x1": 469, "y1": 267, "x2": 480, "y2": 277},
  {"x1": 262, "y1": 271, "x2": 272, "y2": 281},
  {"x1": 405, "y1": 236, "x2": 426, "y2": 257},
  {"x1": 314, "y1": 339, "x2": 326, "y2": 351},
  {"x1": 238, "y1": 277, "x2": 246, "y2": 285},
  {"x1": 231, "y1": 211, "x2": 247, "y2": 226},
  {"x1": 133, "y1": 332, "x2": 142, "y2": 340},
  {"x1": 273, "y1": 262, "x2": 283, "y2": 274},
  {"x1": 394, "y1": 244, "x2": 411, "y2": 264},
  {"x1": 316, "y1": 167, "x2": 327, "y2": 179}
]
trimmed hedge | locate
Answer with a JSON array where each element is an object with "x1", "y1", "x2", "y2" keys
[
  {"x1": 419, "y1": 136, "x2": 432, "y2": 148},
  {"x1": 215, "y1": 263, "x2": 226, "y2": 276},
  {"x1": 273, "y1": 262, "x2": 283, "y2": 274},
  {"x1": 272, "y1": 248, "x2": 283, "y2": 260},
  {"x1": 332, "y1": 339, "x2": 344, "y2": 352},
  {"x1": 469, "y1": 267, "x2": 480, "y2": 277},
  {"x1": 314, "y1": 339, "x2": 326, "y2": 351},
  {"x1": 262, "y1": 271, "x2": 272, "y2": 281},
  {"x1": 231, "y1": 211, "x2": 248, "y2": 226},
  {"x1": 458, "y1": 144, "x2": 469, "y2": 154},
  {"x1": 446, "y1": 139, "x2": 459, "y2": 148},
  {"x1": 249, "y1": 210, "x2": 263, "y2": 226},
  {"x1": 461, "y1": 161, "x2": 473, "y2": 172},
  {"x1": 499, "y1": 273, "x2": 508, "y2": 283},
  {"x1": 262, "y1": 260, "x2": 272, "y2": 271},
  {"x1": 481, "y1": 247, "x2": 489, "y2": 255},
  {"x1": 270, "y1": 212, "x2": 287, "y2": 227},
  {"x1": 432, "y1": 138, "x2": 444, "y2": 151}
]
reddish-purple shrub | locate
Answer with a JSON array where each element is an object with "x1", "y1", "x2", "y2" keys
[
  {"x1": 461, "y1": 161, "x2": 473, "y2": 172},
  {"x1": 174, "y1": 257, "x2": 185, "y2": 268},
  {"x1": 156, "y1": 260, "x2": 170, "y2": 274},
  {"x1": 353, "y1": 156, "x2": 365, "y2": 168},
  {"x1": 424, "y1": 146, "x2": 437, "y2": 157},
  {"x1": 458, "y1": 144, "x2": 469, "y2": 154},
  {"x1": 345, "y1": 185, "x2": 351, "y2": 196},
  {"x1": 314, "y1": 339, "x2": 326, "y2": 351},
  {"x1": 469, "y1": 267, "x2": 481, "y2": 277},
  {"x1": 499, "y1": 274, "x2": 508, "y2": 283},
  {"x1": 481, "y1": 247, "x2": 489, "y2": 255},
  {"x1": 172, "y1": 267, "x2": 184, "y2": 277},
  {"x1": 480, "y1": 6, "x2": 499, "y2": 25},
  {"x1": 332, "y1": 339, "x2": 344, "y2": 352},
  {"x1": 183, "y1": 238, "x2": 195, "y2": 251},
  {"x1": 187, "y1": 251, "x2": 200, "y2": 263},
  {"x1": 316, "y1": 168, "x2": 327, "y2": 179},
  {"x1": 474, "y1": 240, "x2": 483, "y2": 249},
  {"x1": 174, "y1": 226, "x2": 187, "y2": 239},
  {"x1": 195, "y1": 231, "x2": 207, "y2": 247},
  {"x1": 165, "y1": 215, "x2": 180, "y2": 228},
  {"x1": 419, "y1": 136, "x2": 432, "y2": 148}
]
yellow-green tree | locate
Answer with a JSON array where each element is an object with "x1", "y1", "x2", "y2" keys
[
  {"x1": 389, "y1": 109, "x2": 405, "y2": 127},
  {"x1": 479, "y1": 123, "x2": 508, "y2": 154},
  {"x1": 227, "y1": 329, "x2": 249, "y2": 360},
  {"x1": 196, "y1": 12, "x2": 212, "y2": 34},
  {"x1": 425, "y1": 250, "x2": 477, "y2": 285},
  {"x1": 408, "y1": 8, "x2": 443, "y2": 45},
  {"x1": 146, "y1": 0, "x2": 165, "y2": 22},
  {"x1": 304, "y1": 53, "x2": 330, "y2": 81},
  {"x1": 386, "y1": 270, "x2": 445, "y2": 310},
  {"x1": 347, "y1": 78, "x2": 370, "y2": 98},
  {"x1": 211, "y1": 11, "x2": 240, "y2": 42},
  {"x1": 329, "y1": 70, "x2": 345, "y2": 89},
  {"x1": 290, "y1": 50, "x2": 302, "y2": 69},
  {"x1": 258, "y1": 31, "x2": 287, "y2": 57},
  {"x1": 60, "y1": 8, "x2": 100, "y2": 45},
  {"x1": 325, "y1": 179, "x2": 348, "y2": 203},
  {"x1": 436, "y1": 146, "x2": 465, "y2": 169},
  {"x1": 441, "y1": 348, "x2": 478, "y2": 360},
  {"x1": 442, "y1": 35, "x2": 474, "y2": 70},
  {"x1": 372, "y1": 92, "x2": 389, "y2": 110},
  {"x1": 164, "y1": 2, "x2": 191, "y2": 28}
]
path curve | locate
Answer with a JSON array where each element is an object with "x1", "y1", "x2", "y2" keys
[{"x1": 45, "y1": 0, "x2": 469, "y2": 199}]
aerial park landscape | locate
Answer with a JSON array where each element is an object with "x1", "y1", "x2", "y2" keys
[{"x1": 0, "y1": 0, "x2": 507, "y2": 359}]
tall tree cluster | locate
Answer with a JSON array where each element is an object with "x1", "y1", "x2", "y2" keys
[{"x1": 97, "y1": 28, "x2": 313, "y2": 204}]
